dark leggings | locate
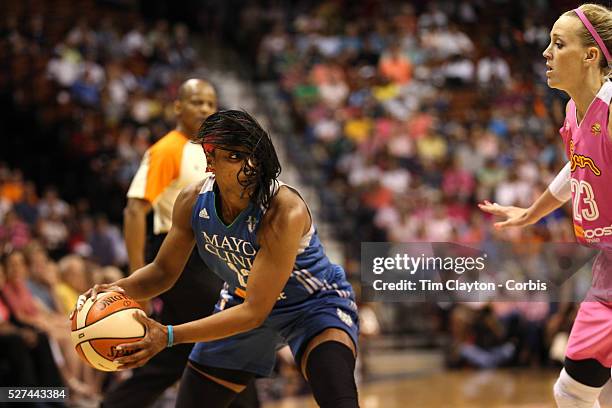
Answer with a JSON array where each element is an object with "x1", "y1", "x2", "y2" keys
[
  {"x1": 177, "y1": 341, "x2": 358, "y2": 408},
  {"x1": 175, "y1": 362, "x2": 257, "y2": 408},
  {"x1": 565, "y1": 357, "x2": 611, "y2": 388},
  {"x1": 305, "y1": 341, "x2": 359, "y2": 408}
]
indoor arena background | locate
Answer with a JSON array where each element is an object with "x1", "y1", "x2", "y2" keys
[{"x1": 0, "y1": 0, "x2": 605, "y2": 406}]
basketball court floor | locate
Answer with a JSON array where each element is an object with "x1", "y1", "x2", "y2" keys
[
  {"x1": 266, "y1": 370, "x2": 558, "y2": 408},
  {"x1": 265, "y1": 348, "x2": 612, "y2": 408}
]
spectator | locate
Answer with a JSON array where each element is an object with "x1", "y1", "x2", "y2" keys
[
  {"x1": 25, "y1": 243, "x2": 61, "y2": 312},
  {"x1": 38, "y1": 187, "x2": 69, "y2": 220},
  {"x1": 0, "y1": 211, "x2": 30, "y2": 251},
  {"x1": 36, "y1": 210, "x2": 69, "y2": 258},
  {"x1": 56, "y1": 254, "x2": 90, "y2": 315},
  {"x1": 0, "y1": 260, "x2": 64, "y2": 388},
  {"x1": 0, "y1": 169, "x2": 24, "y2": 203},
  {"x1": 477, "y1": 49, "x2": 511, "y2": 87},
  {"x1": 447, "y1": 304, "x2": 516, "y2": 369},
  {"x1": 13, "y1": 181, "x2": 39, "y2": 225},
  {"x1": 88, "y1": 215, "x2": 126, "y2": 266},
  {"x1": 379, "y1": 43, "x2": 412, "y2": 84}
]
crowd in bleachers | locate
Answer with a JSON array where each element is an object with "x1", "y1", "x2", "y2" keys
[
  {"x1": 0, "y1": 165, "x2": 127, "y2": 265},
  {"x1": 248, "y1": 0, "x2": 585, "y2": 370},
  {"x1": 0, "y1": 237, "x2": 125, "y2": 405},
  {"x1": 0, "y1": 1, "x2": 207, "y2": 404},
  {"x1": 1, "y1": 1, "x2": 199, "y2": 223},
  {"x1": 252, "y1": 0, "x2": 575, "y2": 264}
]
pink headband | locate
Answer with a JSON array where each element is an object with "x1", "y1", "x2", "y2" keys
[{"x1": 574, "y1": 8, "x2": 612, "y2": 65}]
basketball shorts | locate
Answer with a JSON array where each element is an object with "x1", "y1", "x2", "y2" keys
[
  {"x1": 188, "y1": 292, "x2": 360, "y2": 377},
  {"x1": 566, "y1": 301, "x2": 612, "y2": 367}
]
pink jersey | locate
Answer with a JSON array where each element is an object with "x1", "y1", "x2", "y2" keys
[
  {"x1": 560, "y1": 81, "x2": 612, "y2": 247},
  {"x1": 560, "y1": 81, "x2": 612, "y2": 300}
]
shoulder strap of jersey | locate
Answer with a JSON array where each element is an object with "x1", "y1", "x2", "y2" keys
[
  {"x1": 596, "y1": 80, "x2": 612, "y2": 105},
  {"x1": 199, "y1": 174, "x2": 215, "y2": 194}
]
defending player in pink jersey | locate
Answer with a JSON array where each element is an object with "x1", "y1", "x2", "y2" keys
[{"x1": 480, "y1": 4, "x2": 612, "y2": 408}]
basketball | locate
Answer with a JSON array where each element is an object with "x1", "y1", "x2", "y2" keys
[{"x1": 70, "y1": 291, "x2": 146, "y2": 372}]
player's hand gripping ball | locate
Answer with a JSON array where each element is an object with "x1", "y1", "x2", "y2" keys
[{"x1": 70, "y1": 291, "x2": 146, "y2": 372}]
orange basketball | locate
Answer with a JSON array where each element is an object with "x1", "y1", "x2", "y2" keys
[{"x1": 70, "y1": 291, "x2": 146, "y2": 372}]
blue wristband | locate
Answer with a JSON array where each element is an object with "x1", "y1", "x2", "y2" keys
[{"x1": 166, "y1": 325, "x2": 174, "y2": 348}]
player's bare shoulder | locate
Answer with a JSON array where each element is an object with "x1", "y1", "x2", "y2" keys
[
  {"x1": 178, "y1": 179, "x2": 205, "y2": 206},
  {"x1": 172, "y1": 175, "x2": 210, "y2": 227},
  {"x1": 261, "y1": 185, "x2": 310, "y2": 238}
]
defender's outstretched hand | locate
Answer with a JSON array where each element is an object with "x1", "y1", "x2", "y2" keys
[{"x1": 478, "y1": 200, "x2": 533, "y2": 229}]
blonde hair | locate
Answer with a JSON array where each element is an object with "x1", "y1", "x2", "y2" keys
[
  {"x1": 99, "y1": 266, "x2": 123, "y2": 284},
  {"x1": 58, "y1": 254, "x2": 85, "y2": 277},
  {"x1": 563, "y1": 3, "x2": 612, "y2": 75}
]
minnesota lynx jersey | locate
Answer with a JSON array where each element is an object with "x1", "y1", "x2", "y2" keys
[{"x1": 191, "y1": 175, "x2": 354, "y2": 308}]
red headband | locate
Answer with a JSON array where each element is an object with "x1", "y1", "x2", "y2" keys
[{"x1": 574, "y1": 8, "x2": 612, "y2": 65}]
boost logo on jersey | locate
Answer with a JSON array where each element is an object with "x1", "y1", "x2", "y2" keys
[{"x1": 583, "y1": 224, "x2": 612, "y2": 240}]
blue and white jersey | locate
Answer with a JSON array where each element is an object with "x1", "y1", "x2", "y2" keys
[{"x1": 191, "y1": 174, "x2": 354, "y2": 308}]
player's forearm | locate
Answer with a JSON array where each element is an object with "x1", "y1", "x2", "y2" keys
[
  {"x1": 115, "y1": 261, "x2": 175, "y2": 302},
  {"x1": 172, "y1": 303, "x2": 263, "y2": 345},
  {"x1": 123, "y1": 204, "x2": 147, "y2": 271},
  {"x1": 524, "y1": 189, "x2": 566, "y2": 224},
  {"x1": 524, "y1": 163, "x2": 571, "y2": 223}
]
